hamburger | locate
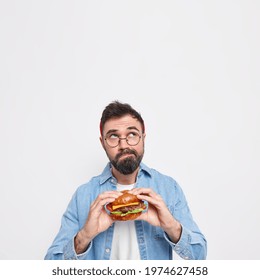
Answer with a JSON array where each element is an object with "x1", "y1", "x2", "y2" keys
[{"x1": 106, "y1": 190, "x2": 147, "y2": 221}]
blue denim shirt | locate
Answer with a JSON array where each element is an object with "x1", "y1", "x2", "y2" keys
[{"x1": 45, "y1": 163, "x2": 207, "y2": 260}]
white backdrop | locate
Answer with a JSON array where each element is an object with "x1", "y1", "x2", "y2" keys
[{"x1": 0, "y1": 1, "x2": 259, "y2": 260}]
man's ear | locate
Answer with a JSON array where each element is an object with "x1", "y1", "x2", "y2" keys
[{"x1": 100, "y1": 136, "x2": 105, "y2": 150}]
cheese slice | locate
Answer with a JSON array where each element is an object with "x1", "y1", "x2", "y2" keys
[{"x1": 112, "y1": 202, "x2": 139, "y2": 211}]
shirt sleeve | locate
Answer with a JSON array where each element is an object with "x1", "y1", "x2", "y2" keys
[
  {"x1": 163, "y1": 181, "x2": 207, "y2": 260},
  {"x1": 63, "y1": 236, "x2": 93, "y2": 260},
  {"x1": 44, "y1": 190, "x2": 91, "y2": 260},
  {"x1": 164, "y1": 225, "x2": 207, "y2": 260}
]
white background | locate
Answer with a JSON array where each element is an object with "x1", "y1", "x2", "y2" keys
[{"x1": 0, "y1": 0, "x2": 259, "y2": 260}]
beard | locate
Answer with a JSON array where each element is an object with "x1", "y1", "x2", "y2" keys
[{"x1": 109, "y1": 148, "x2": 143, "y2": 175}]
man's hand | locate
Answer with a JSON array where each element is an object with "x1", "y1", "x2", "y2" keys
[
  {"x1": 131, "y1": 188, "x2": 182, "y2": 243},
  {"x1": 74, "y1": 191, "x2": 121, "y2": 254}
]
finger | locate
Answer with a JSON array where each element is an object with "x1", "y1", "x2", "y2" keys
[
  {"x1": 90, "y1": 197, "x2": 119, "y2": 219},
  {"x1": 138, "y1": 190, "x2": 161, "y2": 202},
  {"x1": 136, "y1": 193, "x2": 165, "y2": 209},
  {"x1": 131, "y1": 187, "x2": 157, "y2": 196},
  {"x1": 91, "y1": 190, "x2": 123, "y2": 210},
  {"x1": 91, "y1": 191, "x2": 122, "y2": 209},
  {"x1": 136, "y1": 194, "x2": 157, "y2": 204},
  {"x1": 91, "y1": 196, "x2": 118, "y2": 211},
  {"x1": 135, "y1": 211, "x2": 146, "y2": 221}
]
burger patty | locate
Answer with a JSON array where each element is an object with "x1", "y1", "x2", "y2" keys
[{"x1": 119, "y1": 202, "x2": 146, "y2": 213}]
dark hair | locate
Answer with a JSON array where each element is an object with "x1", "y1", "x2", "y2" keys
[{"x1": 100, "y1": 101, "x2": 145, "y2": 135}]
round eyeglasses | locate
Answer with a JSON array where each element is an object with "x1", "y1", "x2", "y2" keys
[{"x1": 105, "y1": 132, "x2": 142, "y2": 148}]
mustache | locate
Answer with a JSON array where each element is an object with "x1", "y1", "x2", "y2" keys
[{"x1": 115, "y1": 149, "x2": 138, "y2": 160}]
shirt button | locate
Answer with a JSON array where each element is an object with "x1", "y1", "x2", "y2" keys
[{"x1": 105, "y1": 248, "x2": 110, "y2": 253}]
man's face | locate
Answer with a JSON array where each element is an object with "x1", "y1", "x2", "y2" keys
[{"x1": 100, "y1": 114, "x2": 145, "y2": 175}]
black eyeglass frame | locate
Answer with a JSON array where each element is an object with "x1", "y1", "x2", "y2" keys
[{"x1": 104, "y1": 134, "x2": 142, "y2": 148}]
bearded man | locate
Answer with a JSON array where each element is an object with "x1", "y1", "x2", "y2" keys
[{"x1": 45, "y1": 101, "x2": 207, "y2": 260}]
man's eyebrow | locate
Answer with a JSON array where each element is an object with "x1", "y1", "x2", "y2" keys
[
  {"x1": 105, "y1": 126, "x2": 140, "y2": 135},
  {"x1": 127, "y1": 126, "x2": 140, "y2": 132},
  {"x1": 106, "y1": 129, "x2": 118, "y2": 135}
]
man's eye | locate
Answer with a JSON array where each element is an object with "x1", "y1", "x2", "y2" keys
[
  {"x1": 128, "y1": 132, "x2": 137, "y2": 137},
  {"x1": 109, "y1": 134, "x2": 119, "y2": 139}
]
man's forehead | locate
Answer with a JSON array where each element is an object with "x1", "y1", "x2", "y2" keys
[{"x1": 103, "y1": 115, "x2": 142, "y2": 132}]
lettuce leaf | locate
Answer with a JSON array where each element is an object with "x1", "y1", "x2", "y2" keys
[{"x1": 111, "y1": 208, "x2": 144, "y2": 216}]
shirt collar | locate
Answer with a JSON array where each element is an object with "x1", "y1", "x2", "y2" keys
[{"x1": 99, "y1": 162, "x2": 152, "y2": 185}]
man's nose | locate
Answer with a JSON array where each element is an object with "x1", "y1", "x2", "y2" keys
[{"x1": 118, "y1": 138, "x2": 129, "y2": 149}]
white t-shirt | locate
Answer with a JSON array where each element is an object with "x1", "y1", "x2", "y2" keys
[{"x1": 110, "y1": 183, "x2": 141, "y2": 260}]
